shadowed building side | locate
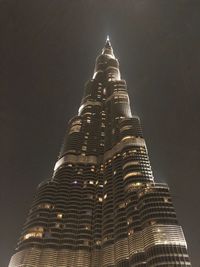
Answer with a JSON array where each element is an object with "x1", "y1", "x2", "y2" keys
[{"x1": 8, "y1": 38, "x2": 191, "y2": 267}]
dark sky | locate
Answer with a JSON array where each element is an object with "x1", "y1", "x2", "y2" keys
[{"x1": 1, "y1": 0, "x2": 200, "y2": 266}]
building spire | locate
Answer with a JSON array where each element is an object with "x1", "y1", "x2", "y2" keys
[
  {"x1": 105, "y1": 35, "x2": 111, "y2": 48},
  {"x1": 102, "y1": 35, "x2": 114, "y2": 57}
]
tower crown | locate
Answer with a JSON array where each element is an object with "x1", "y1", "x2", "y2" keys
[
  {"x1": 102, "y1": 35, "x2": 115, "y2": 58},
  {"x1": 93, "y1": 36, "x2": 120, "y2": 80}
]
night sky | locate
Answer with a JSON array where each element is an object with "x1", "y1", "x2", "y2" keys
[{"x1": 1, "y1": 1, "x2": 200, "y2": 266}]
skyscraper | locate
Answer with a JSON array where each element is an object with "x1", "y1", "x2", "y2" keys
[{"x1": 9, "y1": 38, "x2": 191, "y2": 267}]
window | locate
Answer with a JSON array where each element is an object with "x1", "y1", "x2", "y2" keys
[
  {"x1": 23, "y1": 227, "x2": 44, "y2": 240},
  {"x1": 125, "y1": 182, "x2": 142, "y2": 192},
  {"x1": 38, "y1": 203, "x2": 54, "y2": 209},
  {"x1": 24, "y1": 232, "x2": 43, "y2": 240},
  {"x1": 84, "y1": 240, "x2": 89, "y2": 246},
  {"x1": 128, "y1": 229, "x2": 134, "y2": 236},
  {"x1": 57, "y1": 213, "x2": 63, "y2": 219},
  {"x1": 87, "y1": 194, "x2": 93, "y2": 199},
  {"x1": 118, "y1": 202, "x2": 126, "y2": 209},
  {"x1": 82, "y1": 146, "x2": 87, "y2": 151},
  {"x1": 55, "y1": 223, "x2": 62, "y2": 228},
  {"x1": 77, "y1": 169, "x2": 83, "y2": 175},
  {"x1": 123, "y1": 161, "x2": 140, "y2": 169},
  {"x1": 164, "y1": 197, "x2": 169, "y2": 203},
  {"x1": 85, "y1": 224, "x2": 91, "y2": 230},
  {"x1": 69, "y1": 125, "x2": 81, "y2": 134},
  {"x1": 122, "y1": 136, "x2": 135, "y2": 142},
  {"x1": 123, "y1": 172, "x2": 142, "y2": 180},
  {"x1": 85, "y1": 210, "x2": 92, "y2": 216},
  {"x1": 127, "y1": 217, "x2": 133, "y2": 225}
]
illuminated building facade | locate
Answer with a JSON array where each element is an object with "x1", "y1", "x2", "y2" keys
[{"x1": 9, "y1": 38, "x2": 191, "y2": 267}]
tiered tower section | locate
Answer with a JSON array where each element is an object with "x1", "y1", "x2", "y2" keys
[{"x1": 9, "y1": 38, "x2": 191, "y2": 267}]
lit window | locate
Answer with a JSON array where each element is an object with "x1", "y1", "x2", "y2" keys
[
  {"x1": 120, "y1": 125, "x2": 132, "y2": 132},
  {"x1": 77, "y1": 169, "x2": 83, "y2": 175},
  {"x1": 98, "y1": 197, "x2": 103, "y2": 202},
  {"x1": 38, "y1": 203, "x2": 54, "y2": 209},
  {"x1": 104, "y1": 194, "x2": 107, "y2": 199},
  {"x1": 123, "y1": 161, "x2": 140, "y2": 169},
  {"x1": 104, "y1": 180, "x2": 107, "y2": 185},
  {"x1": 127, "y1": 217, "x2": 133, "y2": 225},
  {"x1": 57, "y1": 213, "x2": 63, "y2": 219},
  {"x1": 73, "y1": 180, "x2": 77, "y2": 184},
  {"x1": 85, "y1": 224, "x2": 91, "y2": 230},
  {"x1": 89, "y1": 180, "x2": 94, "y2": 185},
  {"x1": 113, "y1": 170, "x2": 116, "y2": 175},
  {"x1": 118, "y1": 202, "x2": 126, "y2": 209},
  {"x1": 128, "y1": 229, "x2": 134, "y2": 236},
  {"x1": 126, "y1": 199, "x2": 131, "y2": 205},
  {"x1": 69, "y1": 125, "x2": 81, "y2": 134},
  {"x1": 55, "y1": 223, "x2": 61, "y2": 228},
  {"x1": 23, "y1": 227, "x2": 44, "y2": 240},
  {"x1": 164, "y1": 197, "x2": 169, "y2": 203},
  {"x1": 125, "y1": 183, "x2": 142, "y2": 192},
  {"x1": 122, "y1": 136, "x2": 135, "y2": 142},
  {"x1": 123, "y1": 172, "x2": 142, "y2": 180},
  {"x1": 24, "y1": 232, "x2": 43, "y2": 240}
]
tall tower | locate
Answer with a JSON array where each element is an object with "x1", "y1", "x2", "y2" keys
[{"x1": 9, "y1": 38, "x2": 191, "y2": 267}]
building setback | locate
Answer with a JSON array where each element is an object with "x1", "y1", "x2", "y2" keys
[{"x1": 8, "y1": 38, "x2": 191, "y2": 267}]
